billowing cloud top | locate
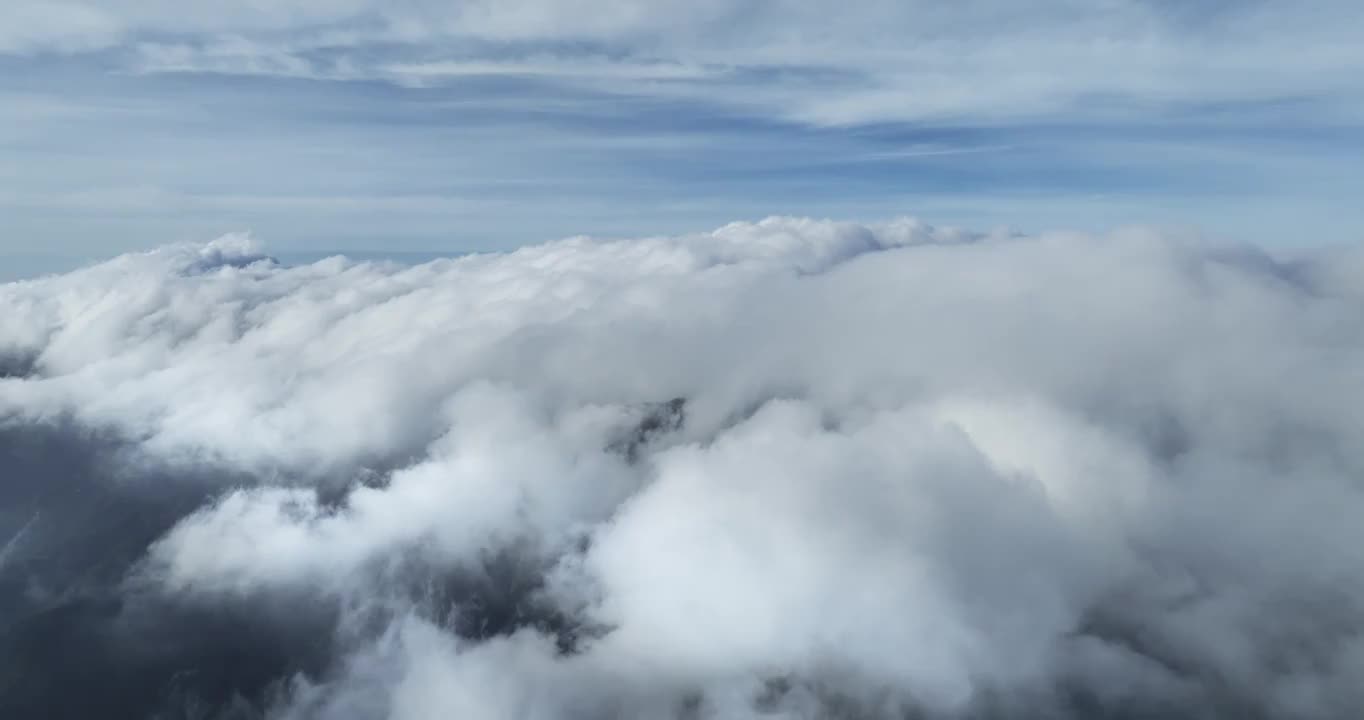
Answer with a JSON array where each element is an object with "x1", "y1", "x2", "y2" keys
[{"x1": 3, "y1": 217, "x2": 1364, "y2": 718}]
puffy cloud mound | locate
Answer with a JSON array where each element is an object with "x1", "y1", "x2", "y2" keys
[{"x1": 3, "y1": 216, "x2": 1364, "y2": 719}]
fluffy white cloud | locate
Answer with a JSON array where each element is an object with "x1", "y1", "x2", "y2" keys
[{"x1": 5, "y1": 217, "x2": 1364, "y2": 717}]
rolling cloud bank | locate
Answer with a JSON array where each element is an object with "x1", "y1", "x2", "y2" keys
[{"x1": 4, "y1": 217, "x2": 1364, "y2": 718}]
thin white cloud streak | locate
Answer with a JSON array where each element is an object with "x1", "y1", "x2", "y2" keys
[
  {"x1": 382, "y1": 57, "x2": 716, "y2": 83},
  {"x1": 5, "y1": 217, "x2": 1364, "y2": 716},
  {"x1": 0, "y1": 512, "x2": 39, "y2": 572}
]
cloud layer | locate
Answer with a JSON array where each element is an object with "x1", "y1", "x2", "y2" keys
[
  {"x1": 4, "y1": 217, "x2": 1364, "y2": 718},
  {"x1": 6, "y1": 1, "x2": 1364, "y2": 125}
]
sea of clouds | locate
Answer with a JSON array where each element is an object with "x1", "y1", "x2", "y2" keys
[{"x1": 3, "y1": 217, "x2": 1364, "y2": 719}]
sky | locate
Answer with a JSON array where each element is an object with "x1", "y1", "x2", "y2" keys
[
  {"x1": 2, "y1": 0, "x2": 1364, "y2": 273},
  {"x1": 8, "y1": 5, "x2": 1364, "y2": 717}
]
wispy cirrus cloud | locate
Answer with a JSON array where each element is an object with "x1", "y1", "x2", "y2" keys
[
  {"x1": 1, "y1": 2, "x2": 1362, "y2": 263},
  {"x1": 6, "y1": 1, "x2": 1364, "y2": 125}
]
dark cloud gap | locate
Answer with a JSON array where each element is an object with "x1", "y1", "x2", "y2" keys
[
  {"x1": 0, "y1": 422, "x2": 336, "y2": 720},
  {"x1": 313, "y1": 463, "x2": 399, "y2": 514},
  {"x1": 182, "y1": 253, "x2": 278, "y2": 276},
  {"x1": 1057, "y1": 571, "x2": 1364, "y2": 720},
  {"x1": 430, "y1": 544, "x2": 601, "y2": 655},
  {"x1": 0, "y1": 353, "x2": 38, "y2": 380},
  {"x1": 749, "y1": 675, "x2": 933, "y2": 720},
  {"x1": 608, "y1": 397, "x2": 686, "y2": 464},
  {"x1": 1065, "y1": 606, "x2": 1237, "y2": 719},
  {"x1": 1, "y1": 417, "x2": 605, "y2": 715}
]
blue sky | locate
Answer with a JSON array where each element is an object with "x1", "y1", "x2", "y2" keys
[{"x1": 2, "y1": 0, "x2": 1363, "y2": 273}]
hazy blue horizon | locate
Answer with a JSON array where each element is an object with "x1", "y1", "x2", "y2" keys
[{"x1": 0, "y1": 247, "x2": 478, "y2": 282}]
